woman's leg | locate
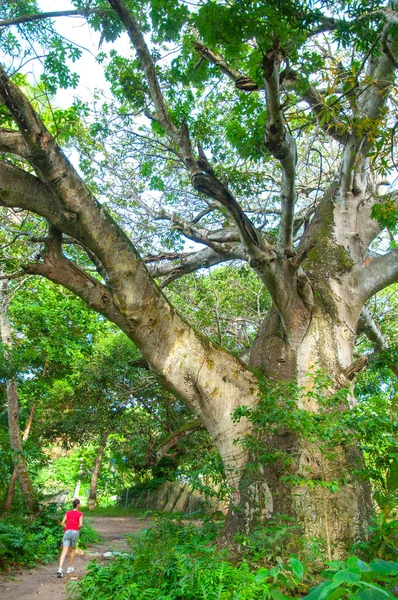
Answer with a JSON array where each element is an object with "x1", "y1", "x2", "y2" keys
[
  {"x1": 59, "y1": 545, "x2": 69, "y2": 569},
  {"x1": 68, "y1": 547, "x2": 76, "y2": 568}
]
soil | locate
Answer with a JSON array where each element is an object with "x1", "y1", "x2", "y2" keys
[{"x1": 0, "y1": 515, "x2": 152, "y2": 600}]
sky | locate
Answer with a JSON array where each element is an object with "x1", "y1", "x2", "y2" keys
[{"x1": 36, "y1": 0, "x2": 131, "y2": 108}]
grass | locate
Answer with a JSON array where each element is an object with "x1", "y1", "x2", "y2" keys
[{"x1": 83, "y1": 504, "x2": 208, "y2": 521}]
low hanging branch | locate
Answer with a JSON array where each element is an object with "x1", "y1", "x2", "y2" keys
[{"x1": 153, "y1": 420, "x2": 204, "y2": 466}]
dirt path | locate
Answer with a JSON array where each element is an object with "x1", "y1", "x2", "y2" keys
[{"x1": 0, "y1": 515, "x2": 151, "y2": 600}]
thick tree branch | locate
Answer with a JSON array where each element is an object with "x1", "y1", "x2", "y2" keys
[
  {"x1": 153, "y1": 420, "x2": 204, "y2": 466},
  {"x1": 262, "y1": 42, "x2": 297, "y2": 254},
  {"x1": 356, "y1": 306, "x2": 388, "y2": 352},
  {"x1": 355, "y1": 248, "x2": 398, "y2": 303},
  {"x1": 190, "y1": 172, "x2": 272, "y2": 257},
  {"x1": 300, "y1": 85, "x2": 349, "y2": 143},
  {"x1": 23, "y1": 226, "x2": 132, "y2": 337},
  {"x1": 148, "y1": 245, "x2": 248, "y2": 286},
  {"x1": 0, "y1": 128, "x2": 29, "y2": 158},
  {"x1": 192, "y1": 41, "x2": 259, "y2": 91}
]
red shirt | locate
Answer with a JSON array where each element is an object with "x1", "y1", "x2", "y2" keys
[{"x1": 65, "y1": 510, "x2": 82, "y2": 531}]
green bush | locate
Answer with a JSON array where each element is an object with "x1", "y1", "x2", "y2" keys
[
  {"x1": 304, "y1": 556, "x2": 398, "y2": 599},
  {"x1": 69, "y1": 520, "x2": 398, "y2": 600},
  {"x1": 78, "y1": 521, "x2": 102, "y2": 548},
  {"x1": 236, "y1": 515, "x2": 325, "y2": 569},
  {"x1": 68, "y1": 519, "x2": 309, "y2": 600},
  {"x1": 0, "y1": 504, "x2": 100, "y2": 570}
]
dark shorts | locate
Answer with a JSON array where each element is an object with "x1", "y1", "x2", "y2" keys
[{"x1": 62, "y1": 530, "x2": 79, "y2": 548}]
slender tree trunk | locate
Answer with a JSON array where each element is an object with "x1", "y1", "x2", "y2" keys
[
  {"x1": 88, "y1": 432, "x2": 109, "y2": 510},
  {"x1": 2, "y1": 400, "x2": 38, "y2": 514},
  {"x1": 0, "y1": 279, "x2": 39, "y2": 515},
  {"x1": 73, "y1": 458, "x2": 84, "y2": 500}
]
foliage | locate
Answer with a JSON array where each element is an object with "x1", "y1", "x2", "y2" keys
[
  {"x1": 0, "y1": 504, "x2": 100, "y2": 570},
  {"x1": 236, "y1": 515, "x2": 325, "y2": 570},
  {"x1": 304, "y1": 556, "x2": 398, "y2": 600},
  {"x1": 78, "y1": 520, "x2": 103, "y2": 549},
  {"x1": 354, "y1": 458, "x2": 398, "y2": 562},
  {"x1": 167, "y1": 266, "x2": 271, "y2": 355},
  {"x1": 233, "y1": 368, "x2": 398, "y2": 490},
  {"x1": 68, "y1": 519, "x2": 398, "y2": 600},
  {"x1": 68, "y1": 519, "x2": 309, "y2": 599}
]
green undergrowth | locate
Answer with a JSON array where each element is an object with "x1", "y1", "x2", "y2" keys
[
  {"x1": 0, "y1": 504, "x2": 101, "y2": 571},
  {"x1": 66, "y1": 518, "x2": 398, "y2": 600}
]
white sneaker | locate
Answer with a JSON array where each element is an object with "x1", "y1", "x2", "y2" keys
[
  {"x1": 57, "y1": 568, "x2": 63, "y2": 578},
  {"x1": 66, "y1": 566, "x2": 75, "y2": 574}
]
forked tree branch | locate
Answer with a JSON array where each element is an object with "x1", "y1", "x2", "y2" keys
[
  {"x1": 153, "y1": 420, "x2": 204, "y2": 466},
  {"x1": 107, "y1": 0, "x2": 271, "y2": 261},
  {"x1": 23, "y1": 226, "x2": 131, "y2": 335}
]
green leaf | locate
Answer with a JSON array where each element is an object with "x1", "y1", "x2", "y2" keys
[
  {"x1": 354, "y1": 582, "x2": 394, "y2": 599},
  {"x1": 333, "y1": 569, "x2": 361, "y2": 584},
  {"x1": 327, "y1": 589, "x2": 349, "y2": 600},
  {"x1": 304, "y1": 582, "x2": 334, "y2": 600},
  {"x1": 369, "y1": 560, "x2": 398, "y2": 576},
  {"x1": 288, "y1": 557, "x2": 305, "y2": 580},
  {"x1": 254, "y1": 567, "x2": 270, "y2": 582},
  {"x1": 270, "y1": 589, "x2": 288, "y2": 600},
  {"x1": 386, "y1": 457, "x2": 398, "y2": 494}
]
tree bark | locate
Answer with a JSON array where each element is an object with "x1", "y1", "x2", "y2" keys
[
  {"x1": 2, "y1": 400, "x2": 37, "y2": 514},
  {"x1": 0, "y1": 279, "x2": 39, "y2": 515},
  {"x1": 227, "y1": 287, "x2": 373, "y2": 557},
  {"x1": 87, "y1": 432, "x2": 109, "y2": 510}
]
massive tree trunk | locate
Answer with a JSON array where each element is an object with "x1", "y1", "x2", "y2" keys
[
  {"x1": 239, "y1": 298, "x2": 373, "y2": 557},
  {"x1": 0, "y1": 280, "x2": 39, "y2": 515},
  {"x1": 88, "y1": 432, "x2": 109, "y2": 510}
]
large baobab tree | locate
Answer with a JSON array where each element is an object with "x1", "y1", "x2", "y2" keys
[{"x1": 0, "y1": 0, "x2": 397, "y2": 555}]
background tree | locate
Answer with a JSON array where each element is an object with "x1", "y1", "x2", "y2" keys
[
  {"x1": 0, "y1": 277, "x2": 103, "y2": 510},
  {"x1": 0, "y1": 278, "x2": 38, "y2": 515},
  {"x1": 0, "y1": 0, "x2": 397, "y2": 555}
]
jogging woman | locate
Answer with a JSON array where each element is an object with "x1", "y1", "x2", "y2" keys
[{"x1": 57, "y1": 498, "x2": 83, "y2": 578}]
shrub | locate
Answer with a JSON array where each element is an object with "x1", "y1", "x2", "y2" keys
[
  {"x1": 0, "y1": 504, "x2": 100, "y2": 570},
  {"x1": 69, "y1": 520, "x2": 398, "y2": 600},
  {"x1": 303, "y1": 556, "x2": 398, "y2": 599},
  {"x1": 68, "y1": 519, "x2": 309, "y2": 599}
]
